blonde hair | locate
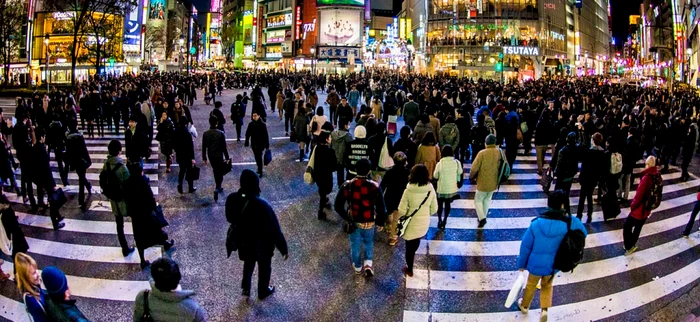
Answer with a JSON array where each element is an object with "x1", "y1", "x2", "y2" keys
[
  {"x1": 645, "y1": 156, "x2": 657, "y2": 168},
  {"x1": 15, "y1": 253, "x2": 39, "y2": 299}
]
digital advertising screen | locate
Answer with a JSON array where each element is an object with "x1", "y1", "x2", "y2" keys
[
  {"x1": 317, "y1": 0, "x2": 364, "y2": 7},
  {"x1": 318, "y1": 9, "x2": 361, "y2": 46}
]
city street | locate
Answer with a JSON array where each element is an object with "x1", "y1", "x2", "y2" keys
[{"x1": 0, "y1": 88, "x2": 698, "y2": 322}]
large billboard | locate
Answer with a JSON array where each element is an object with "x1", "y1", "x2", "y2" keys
[
  {"x1": 318, "y1": 9, "x2": 361, "y2": 46},
  {"x1": 149, "y1": 0, "x2": 165, "y2": 20},
  {"x1": 124, "y1": 0, "x2": 143, "y2": 46},
  {"x1": 317, "y1": 0, "x2": 363, "y2": 7}
]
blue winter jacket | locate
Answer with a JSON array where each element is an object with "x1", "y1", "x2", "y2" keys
[{"x1": 517, "y1": 209, "x2": 588, "y2": 276}]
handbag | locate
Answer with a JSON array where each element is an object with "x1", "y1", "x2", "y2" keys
[
  {"x1": 520, "y1": 121, "x2": 529, "y2": 134},
  {"x1": 263, "y1": 149, "x2": 272, "y2": 166},
  {"x1": 516, "y1": 128, "x2": 523, "y2": 142},
  {"x1": 226, "y1": 200, "x2": 249, "y2": 258},
  {"x1": 49, "y1": 188, "x2": 67, "y2": 209},
  {"x1": 290, "y1": 129, "x2": 297, "y2": 142},
  {"x1": 150, "y1": 205, "x2": 169, "y2": 228},
  {"x1": 504, "y1": 271, "x2": 526, "y2": 308},
  {"x1": 138, "y1": 290, "x2": 154, "y2": 322},
  {"x1": 397, "y1": 191, "x2": 431, "y2": 238},
  {"x1": 378, "y1": 137, "x2": 394, "y2": 170},
  {"x1": 540, "y1": 168, "x2": 553, "y2": 193},
  {"x1": 222, "y1": 159, "x2": 232, "y2": 176},
  {"x1": 187, "y1": 165, "x2": 200, "y2": 181},
  {"x1": 304, "y1": 146, "x2": 317, "y2": 185}
]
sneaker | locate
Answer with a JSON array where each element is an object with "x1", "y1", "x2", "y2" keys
[
  {"x1": 624, "y1": 245, "x2": 638, "y2": 256},
  {"x1": 540, "y1": 309, "x2": 548, "y2": 322},
  {"x1": 389, "y1": 238, "x2": 398, "y2": 246},
  {"x1": 517, "y1": 298, "x2": 529, "y2": 314},
  {"x1": 353, "y1": 266, "x2": 362, "y2": 275},
  {"x1": 258, "y1": 286, "x2": 275, "y2": 300},
  {"x1": 164, "y1": 239, "x2": 175, "y2": 251},
  {"x1": 364, "y1": 265, "x2": 374, "y2": 277},
  {"x1": 683, "y1": 234, "x2": 690, "y2": 238},
  {"x1": 477, "y1": 218, "x2": 487, "y2": 228}
]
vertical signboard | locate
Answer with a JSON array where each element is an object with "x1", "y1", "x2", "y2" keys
[{"x1": 124, "y1": 0, "x2": 143, "y2": 46}]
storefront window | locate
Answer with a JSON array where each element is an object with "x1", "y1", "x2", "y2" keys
[{"x1": 427, "y1": 21, "x2": 539, "y2": 48}]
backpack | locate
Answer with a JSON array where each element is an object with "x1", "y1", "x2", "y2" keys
[
  {"x1": 99, "y1": 162, "x2": 124, "y2": 201},
  {"x1": 643, "y1": 173, "x2": 663, "y2": 210},
  {"x1": 610, "y1": 152, "x2": 623, "y2": 174},
  {"x1": 539, "y1": 214, "x2": 586, "y2": 273},
  {"x1": 230, "y1": 102, "x2": 243, "y2": 120}
]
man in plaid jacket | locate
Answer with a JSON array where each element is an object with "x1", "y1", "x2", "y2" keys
[{"x1": 334, "y1": 159, "x2": 387, "y2": 277}]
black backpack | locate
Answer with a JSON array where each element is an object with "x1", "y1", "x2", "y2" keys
[
  {"x1": 99, "y1": 162, "x2": 124, "y2": 201},
  {"x1": 643, "y1": 173, "x2": 663, "y2": 211},
  {"x1": 539, "y1": 213, "x2": 586, "y2": 273}
]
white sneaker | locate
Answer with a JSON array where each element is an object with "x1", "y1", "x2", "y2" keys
[
  {"x1": 517, "y1": 298, "x2": 529, "y2": 314},
  {"x1": 353, "y1": 266, "x2": 362, "y2": 275}
]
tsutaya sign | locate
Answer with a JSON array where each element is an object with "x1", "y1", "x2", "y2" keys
[{"x1": 503, "y1": 46, "x2": 540, "y2": 56}]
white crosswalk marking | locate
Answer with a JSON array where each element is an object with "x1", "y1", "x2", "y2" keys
[{"x1": 404, "y1": 146, "x2": 700, "y2": 321}]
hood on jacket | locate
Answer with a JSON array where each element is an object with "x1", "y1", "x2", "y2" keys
[
  {"x1": 640, "y1": 166, "x2": 658, "y2": 176},
  {"x1": 331, "y1": 130, "x2": 351, "y2": 143},
  {"x1": 533, "y1": 209, "x2": 570, "y2": 238},
  {"x1": 149, "y1": 281, "x2": 196, "y2": 303},
  {"x1": 105, "y1": 155, "x2": 124, "y2": 168},
  {"x1": 405, "y1": 182, "x2": 434, "y2": 194}
]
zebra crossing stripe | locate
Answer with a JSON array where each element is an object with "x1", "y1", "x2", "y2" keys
[
  {"x1": 404, "y1": 257, "x2": 700, "y2": 322},
  {"x1": 417, "y1": 208, "x2": 695, "y2": 257},
  {"x1": 16, "y1": 211, "x2": 134, "y2": 235},
  {"x1": 408, "y1": 231, "x2": 700, "y2": 291},
  {"x1": 25, "y1": 237, "x2": 162, "y2": 264},
  {"x1": 49, "y1": 161, "x2": 160, "y2": 171},
  {"x1": 0, "y1": 293, "x2": 29, "y2": 322},
  {"x1": 14, "y1": 170, "x2": 159, "y2": 182},
  {"x1": 0, "y1": 261, "x2": 149, "y2": 301}
]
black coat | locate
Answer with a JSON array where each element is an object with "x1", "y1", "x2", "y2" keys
[
  {"x1": 155, "y1": 118, "x2": 175, "y2": 155},
  {"x1": 313, "y1": 144, "x2": 336, "y2": 191},
  {"x1": 579, "y1": 147, "x2": 608, "y2": 186},
  {"x1": 174, "y1": 127, "x2": 195, "y2": 165},
  {"x1": 30, "y1": 143, "x2": 55, "y2": 187},
  {"x1": 125, "y1": 127, "x2": 148, "y2": 161},
  {"x1": 226, "y1": 192, "x2": 288, "y2": 261},
  {"x1": 1, "y1": 207, "x2": 28, "y2": 257},
  {"x1": 65, "y1": 133, "x2": 92, "y2": 171},
  {"x1": 380, "y1": 165, "x2": 410, "y2": 212},
  {"x1": 202, "y1": 128, "x2": 229, "y2": 164},
  {"x1": 245, "y1": 120, "x2": 269, "y2": 150},
  {"x1": 124, "y1": 175, "x2": 163, "y2": 250}
]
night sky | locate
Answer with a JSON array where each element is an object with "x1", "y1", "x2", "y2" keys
[{"x1": 610, "y1": 0, "x2": 644, "y2": 47}]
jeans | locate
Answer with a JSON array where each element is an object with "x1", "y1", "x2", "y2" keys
[
  {"x1": 349, "y1": 225, "x2": 375, "y2": 269},
  {"x1": 521, "y1": 274, "x2": 554, "y2": 309},
  {"x1": 437, "y1": 198, "x2": 452, "y2": 223},
  {"x1": 623, "y1": 216, "x2": 647, "y2": 250},
  {"x1": 505, "y1": 139, "x2": 518, "y2": 168},
  {"x1": 474, "y1": 190, "x2": 494, "y2": 220},
  {"x1": 318, "y1": 186, "x2": 331, "y2": 214},
  {"x1": 683, "y1": 200, "x2": 700, "y2": 235},
  {"x1": 555, "y1": 179, "x2": 573, "y2": 213},
  {"x1": 405, "y1": 238, "x2": 421, "y2": 273},
  {"x1": 618, "y1": 173, "x2": 631, "y2": 200},
  {"x1": 242, "y1": 256, "x2": 272, "y2": 294}
]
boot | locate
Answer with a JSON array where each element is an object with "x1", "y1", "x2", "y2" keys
[{"x1": 299, "y1": 149, "x2": 305, "y2": 162}]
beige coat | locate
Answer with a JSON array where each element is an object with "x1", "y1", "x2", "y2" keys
[
  {"x1": 308, "y1": 93, "x2": 319, "y2": 109},
  {"x1": 415, "y1": 144, "x2": 441, "y2": 179},
  {"x1": 371, "y1": 100, "x2": 383, "y2": 120},
  {"x1": 398, "y1": 183, "x2": 438, "y2": 241},
  {"x1": 469, "y1": 144, "x2": 502, "y2": 192},
  {"x1": 276, "y1": 91, "x2": 284, "y2": 111}
]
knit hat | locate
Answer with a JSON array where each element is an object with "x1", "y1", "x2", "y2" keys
[
  {"x1": 485, "y1": 134, "x2": 497, "y2": 145},
  {"x1": 41, "y1": 266, "x2": 68, "y2": 296},
  {"x1": 239, "y1": 169, "x2": 260, "y2": 196},
  {"x1": 354, "y1": 125, "x2": 367, "y2": 139}
]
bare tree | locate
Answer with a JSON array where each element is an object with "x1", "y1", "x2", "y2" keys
[
  {"x1": 43, "y1": 0, "x2": 134, "y2": 85},
  {"x1": 221, "y1": 23, "x2": 235, "y2": 63},
  {"x1": 83, "y1": 0, "x2": 135, "y2": 75},
  {"x1": 144, "y1": 23, "x2": 165, "y2": 64},
  {"x1": 165, "y1": 11, "x2": 183, "y2": 60},
  {"x1": 0, "y1": 0, "x2": 27, "y2": 85}
]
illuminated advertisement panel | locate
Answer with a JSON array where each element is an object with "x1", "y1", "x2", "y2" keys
[{"x1": 318, "y1": 9, "x2": 361, "y2": 46}]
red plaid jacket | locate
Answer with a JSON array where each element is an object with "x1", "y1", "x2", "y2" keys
[{"x1": 334, "y1": 177, "x2": 387, "y2": 225}]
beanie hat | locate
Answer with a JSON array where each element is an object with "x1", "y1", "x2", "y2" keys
[
  {"x1": 485, "y1": 134, "x2": 497, "y2": 146},
  {"x1": 41, "y1": 266, "x2": 68, "y2": 296},
  {"x1": 354, "y1": 125, "x2": 367, "y2": 139}
]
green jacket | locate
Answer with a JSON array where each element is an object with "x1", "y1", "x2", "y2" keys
[
  {"x1": 45, "y1": 296, "x2": 90, "y2": 322},
  {"x1": 439, "y1": 123, "x2": 460, "y2": 148}
]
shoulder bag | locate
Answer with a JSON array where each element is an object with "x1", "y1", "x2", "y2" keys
[
  {"x1": 397, "y1": 191, "x2": 431, "y2": 238},
  {"x1": 226, "y1": 199, "x2": 250, "y2": 258},
  {"x1": 455, "y1": 159, "x2": 464, "y2": 189},
  {"x1": 138, "y1": 290, "x2": 154, "y2": 322},
  {"x1": 304, "y1": 146, "x2": 317, "y2": 184}
]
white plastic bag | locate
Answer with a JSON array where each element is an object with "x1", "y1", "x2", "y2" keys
[
  {"x1": 187, "y1": 123, "x2": 198, "y2": 138},
  {"x1": 0, "y1": 212, "x2": 12, "y2": 256},
  {"x1": 504, "y1": 271, "x2": 526, "y2": 308},
  {"x1": 378, "y1": 138, "x2": 394, "y2": 170},
  {"x1": 304, "y1": 146, "x2": 317, "y2": 185}
]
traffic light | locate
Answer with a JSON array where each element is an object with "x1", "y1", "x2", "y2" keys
[
  {"x1": 495, "y1": 62, "x2": 503, "y2": 72},
  {"x1": 498, "y1": 53, "x2": 504, "y2": 59},
  {"x1": 557, "y1": 63, "x2": 563, "y2": 71}
]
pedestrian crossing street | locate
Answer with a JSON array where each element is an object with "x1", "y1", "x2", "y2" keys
[
  {"x1": 0, "y1": 104, "x2": 163, "y2": 322},
  {"x1": 403, "y1": 147, "x2": 700, "y2": 321}
]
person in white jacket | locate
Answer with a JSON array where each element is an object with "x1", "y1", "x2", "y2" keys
[
  {"x1": 433, "y1": 145, "x2": 463, "y2": 229},
  {"x1": 398, "y1": 164, "x2": 438, "y2": 277}
]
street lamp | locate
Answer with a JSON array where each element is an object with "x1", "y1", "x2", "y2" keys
[
  {"x1": 310, "y1": 47, "x2": 316, "y2": 77},
  {"x1": 178, "y1": 35, "x2": 185, "y2": 73},
  {"x1": 44, "y1": 34, "x2": 49, "y2": 92}
]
